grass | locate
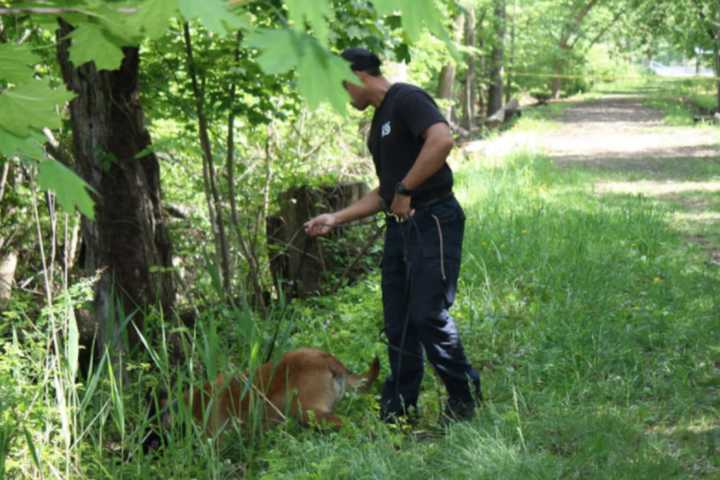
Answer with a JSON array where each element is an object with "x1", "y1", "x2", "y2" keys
[
  {"x1": 2, "y1": 84, "x2": 720, "y2": 478},
  {"x1": 263, "y1": 146, "x2": 720, "y2": 478},
  {"x1": 639, "y1": 78, "x2": 719, "y2": 125}
]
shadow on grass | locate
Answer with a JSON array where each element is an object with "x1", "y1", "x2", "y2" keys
[
  {"x1": 452, "y1": 152, "x2": 720, "y2": 479},
  {"x1": 553, "y1": 153, "x2": 720, "y2": 181},
  {"x1": 223, "y1": 150, "x2": 720, "y2": 480}
]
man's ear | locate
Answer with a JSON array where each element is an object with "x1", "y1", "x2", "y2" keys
[{"x1": 354, "y1": 70, "x2": 370, "y2": 85}]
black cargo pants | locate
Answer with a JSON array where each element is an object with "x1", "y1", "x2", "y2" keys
[{"x1": 380, "y1": 195, "x2": 481, "y2": 418}]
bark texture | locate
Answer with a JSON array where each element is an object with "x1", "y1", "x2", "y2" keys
[
  {"x1": 57, "y1": 20, "x2": 175, "y2": 350},
  {"x1": 463, "y1": 6, "x2": 478, "y2": 128},
  {"x1": 487, "y1": 0, "x2": 506, "y2": 116}
]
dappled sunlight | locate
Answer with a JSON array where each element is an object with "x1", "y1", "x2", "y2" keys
[
  {"x1": 502, "y1": 91, "x2": 720, "y2": 279},
  {"x1": 595, "y1": 180, "x2": 720, "y2": 196},
  {"x1": 673, "y1": 211, "x2": 720, "y2": 222}
]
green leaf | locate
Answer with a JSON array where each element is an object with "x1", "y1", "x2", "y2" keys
[
  {"x1": 0, "y1": 81, "x2": 75, "y2": 137},
  {"x1": 0, "y1": 130, "x2": 45, "y2": 161},
  {"x1": 0, "y1": 45, "x2": 41, "y2": 84},
  {"x1": 37, "y1": 159, "x2": 95, "y2": 219},
  {"x1": 179, "y1": 0, "x2": 250, "y2": 35},
  {"x1": 130, "y1": 0, "x2": 179, "y2": 40},
  {"x1": 69, "y1": 23, "x2": 125, "y2": 71},
  {"x1": 371, "y1": 0, "x2": 450, "y2": 45},
  {"x1": 245, "y1": 29, "x2": 353, "y2": 113},
  {"x1": 285, "y1": 0, "x2": 334, "y2": 46},
  {"x1": 296, "y1": 40, "x2": 354, "y2": 113},
  {"x1": 245, "y1": 29, "x2": 303, "y2": 74},
  {"x1": 69, "y1": 0, "x2": 142, "y2": 41},
  {"x1": 22, "y1": 427, "x2": 41, "y2": 471}
]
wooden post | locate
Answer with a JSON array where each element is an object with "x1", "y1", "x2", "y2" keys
[{"x1": 267, "y1": 183, "x2": 368, "y2": 299}]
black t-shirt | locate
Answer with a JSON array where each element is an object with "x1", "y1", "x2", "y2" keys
[{"x1": 367, "y1": 83, "x2": 453, "y2": 206}]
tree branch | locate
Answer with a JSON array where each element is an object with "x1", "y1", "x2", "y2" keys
[
  {"x1": 0, "y1": 160, "x2": 9, "y2": 205},
  {"x1": 561, "y1": 0, "x2": 602, "y2": 49},
  {"x1": 182, "y1": 21, "x2": 232, "y2": 295},
  {"x1": 0, "y1": 6, "x2": 136, "y2": 16}
]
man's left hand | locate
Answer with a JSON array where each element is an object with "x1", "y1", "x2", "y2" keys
[{"x1": 390, "y1": 193, "x2": 415, "y2": 221}]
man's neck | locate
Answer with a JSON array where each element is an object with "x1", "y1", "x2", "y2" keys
[{"x1": 369, "y1": 77, "x2": 393, "y2": 108}]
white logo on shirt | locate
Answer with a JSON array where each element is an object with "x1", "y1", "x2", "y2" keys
[{"x1": 381, "y1": 121, "x2": 392, "y2": 138}]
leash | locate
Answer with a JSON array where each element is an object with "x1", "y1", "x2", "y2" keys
[
  {"x1": 393, "y1": 214, "x2": 420, "y2": 408},
  {"x1": 380, "y1": 210, "x2": 455, "y2": 412}
]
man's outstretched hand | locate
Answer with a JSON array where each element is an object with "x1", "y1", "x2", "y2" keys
[{"x1": 304, "y1": 213, "x2": 338, "y2": 237}]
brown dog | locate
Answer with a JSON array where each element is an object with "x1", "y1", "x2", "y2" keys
[{"x1": 145, "y1": 348, "x2": 379, "y2": 448}]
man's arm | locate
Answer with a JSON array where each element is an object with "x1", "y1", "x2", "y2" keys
[
  {"x1": 389, "y1": 122, "x2": 453, "y2": 219},
  {"x1": 304, "y1": 187, "x2": 383, "y2": 237},
  {"x1": 400, "y1": 122, "x2": 454, "y2": 191},
  {"x1": 335, "y1": 187, "x2": 384, "y2": 223}
]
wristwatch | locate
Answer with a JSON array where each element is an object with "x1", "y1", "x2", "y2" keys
[{"x1": 395, "y1": 182, "x2": 413, "y2": 196}]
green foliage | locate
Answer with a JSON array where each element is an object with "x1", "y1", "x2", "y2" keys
[
  {"x1": 37, "y1": 159, "x2": 95, "y2": 219},
  {"x1": 0, "y1": 44, "x2": 41, "y2": 83},
  {"x1": 286, "y1": 0, "x2": 334, "y2": 46},
  {"x1": 178, "y1": 0, "x2": 250, "y2": 35},
  {"x1": 374, "y1": 0, "x2": 448, "y2": 45},
  {"x1": 0, "y1": 81, "x2": 73, "y2": 137},
  {"x1": 0, "y1": 71, "x2": 91, "y2": 216},
  {"x1": 0, "y1": 131, "x2": 45, "y2": 161},
  {"x1": 67, "y1": 22, "x2": 125, "y2": 71},
  {"x1": 0, "y1": 0, "x2": 453, "y2": 223},
  {"x1": 245, "y1": 29, "x2": 356, "y2": 112},
  {"x1": 133, "y1": 0, "x2": 179, "y2": 40},
  {"x1": 641, "y1": 77, "x2": 720, "y2": 125}
]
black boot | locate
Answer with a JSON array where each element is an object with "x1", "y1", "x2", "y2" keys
[{"x1": 440, "y1": 397, "x2": 476, "y2": 426}]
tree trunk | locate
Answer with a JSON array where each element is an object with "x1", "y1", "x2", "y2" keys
[
  {"x1": 463, "y1": 7, "x2": 477, "y2": 130},
  {"x1": 715, "y1": 29, "x2": 720, "y2": 113},
  {"x1": 57, "y1": 21, "x2": 175, "y2": 351},
  {"x1": 436, "y1": 66, "x2": 455, "y2": 101},
  {"x1": 436, "y1": 14, "x2": 465, "y2": 121},
  {"x1": 267, "y1": 183, "x2": 368, "y2": 299},
  {"x1": 551, "y1": 65, "x2": 563, "y2": 99},
  {"x1": 505, "y1": 0, "x2": 517, "y2": 104},
  {"x1": 487, "y1": 0, "x2": 506, "y2": 117},
  {"x1": 550, "y1": 0, "x2": 600, "y2": 99}
]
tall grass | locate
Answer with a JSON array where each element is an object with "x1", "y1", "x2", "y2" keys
[{"x1": 0, "y1": 203, "x2": 299, "y2": 479}]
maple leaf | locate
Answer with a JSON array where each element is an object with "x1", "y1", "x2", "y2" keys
[{"x1": 38, "y1": 159, "x2": 96, "y2": 219}]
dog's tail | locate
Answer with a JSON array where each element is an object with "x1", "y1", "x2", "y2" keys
[{"x1": 347, "y1": 357, "x2": 380, "y2": 392}]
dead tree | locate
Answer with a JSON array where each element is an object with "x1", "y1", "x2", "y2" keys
[{"x1": 57, "y1": 20, "x2": 175, "y2": 353}]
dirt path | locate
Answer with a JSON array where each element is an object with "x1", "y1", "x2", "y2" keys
[{"x1": 466, "y1": 93, "x2": 720, "y2": 264}]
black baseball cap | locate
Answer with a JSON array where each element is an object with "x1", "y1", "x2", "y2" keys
[{"x1": 340, "y1": 48, "x2": 382, "y2": 72}]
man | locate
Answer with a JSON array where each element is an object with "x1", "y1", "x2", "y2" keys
[{"x1": 304, "y1": 48, "x2": 481, "y2": 423}]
